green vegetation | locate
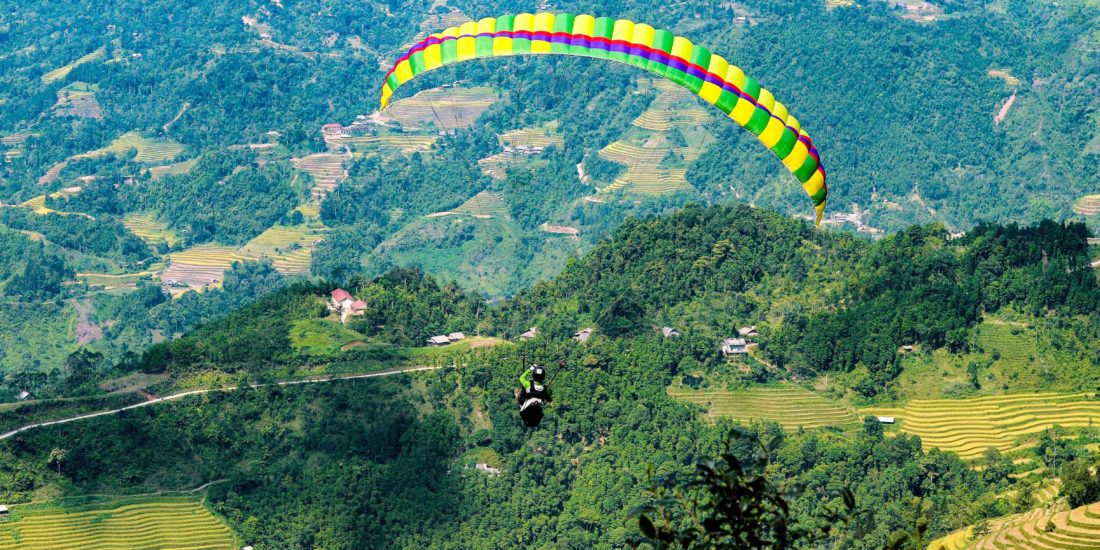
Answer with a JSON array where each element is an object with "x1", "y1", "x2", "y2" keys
[{"x1": 289, "y1": 317, "x2": 366, "y2": 357}]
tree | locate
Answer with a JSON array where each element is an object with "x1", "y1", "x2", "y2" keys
[
  {"x1": 629, "y1": 428, "x2": 855, "y2": 549},
  {"x1": 48, "y1": 448, "x2": 68, "y2": 474}
]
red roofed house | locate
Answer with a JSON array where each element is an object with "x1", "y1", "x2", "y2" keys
[
  {"x1": 330, "y1": 288, "x2": 353, "y2": 311},
  {"x1": 329, "y1": 289, "x2": 367, "y2": 324}
]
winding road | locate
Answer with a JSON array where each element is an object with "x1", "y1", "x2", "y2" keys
[{"x1": 0, "y1": 365, "x2": 446, "y2": 442}]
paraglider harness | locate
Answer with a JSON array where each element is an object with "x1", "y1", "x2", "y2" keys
[{"x1": 516, "y1": 356, "x2": 567, "y2": 428}]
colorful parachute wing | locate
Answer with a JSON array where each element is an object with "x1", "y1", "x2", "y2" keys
[{"x1": 380, "y1": 13, "x2": 827, "y2": 224}]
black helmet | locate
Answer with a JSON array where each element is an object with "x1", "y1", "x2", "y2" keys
[{"x1": 531, "y1": 366, "x2": 546, "y2": 382}]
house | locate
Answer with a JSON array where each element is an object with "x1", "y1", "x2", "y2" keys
[
  {"x1": 427, "y1": 335, "x2": 452, "y2": 347},
  {"x1": 329, "y1": 288, "x2": 353, "y2": 310},
  {"x1": 520, "y1": 327, "x2": 538, "y2": 340},
  {"x1": 900, "y1": 345, "x2": 914, "y2": 353},
  {"x1": 0, "y1": 505, "x2": 8, "y2": 515},
  {"x1": 16, "y1": 390, "x2": 29, "y2": 400},
  {"x1": 721, "y1": 338, "x2": 748, "y2": 356},
  {"x1": 448, "y1": 332, "x2": 466, "y2": 341},
  {"x1": 573, "y1": 328, "x2": 593, "y2": 343},
  {"x1": 661, "y1": 327, "x2": 681, "y2": 338},
  {"x1": 738, "y1": 326, "x2": 758, "y2": 338},
  {"x1": 475, "y1": 463, "x2": 501, "y2": 475},
  {"x1": 349, "y1": 300, "x2": 368, "y2": 316},
  {"x1": 876, "y1": 416, "x2": 896, "y2": 424},
  {"x1": 321, "y1": 123, "x2": 344, "y2": 135}
]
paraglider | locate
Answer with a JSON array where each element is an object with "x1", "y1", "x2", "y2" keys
[
  {"x1": 513, "y1": 355, "x2": 567, "y2": 427},
  {"x1": 379, "y1": 12, "x2": 829, "y2": 224}
]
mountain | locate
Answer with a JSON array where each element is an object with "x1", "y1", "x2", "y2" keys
[{"x1": 2, "y1": 203, "x2": 1099, "y2": 547}]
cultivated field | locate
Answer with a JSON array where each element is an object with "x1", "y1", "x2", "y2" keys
[
  {"x1": 236, "y1": 223, "x2": 323, "y2": 276},
  {"x1": 988, "y1": 68, "x2": 1023, "y2": 86},
  {"x1": 498, "y1": 121, "x2": 564, "y2": 149},
  {"x1": 123, "y1": 212, "x2": 179, "y2": 246},
  {"x1": 75, "y1": 131, "x2": 184, "y2": 164},
  {"x1": 384, "y1": 86, "x2": 496, "y2": 130},
  {"x1": 148, "y1": 158, "x2": 198, "y2": 180},
  {"x1": 1073, "y1": 195, "x2": 1100, "y2": 216},
  {"x1": 41, "y1": 47, "x2": 106, "y2": 85},
  {"x1": 862, "y1": 392, "x2": 1100, "y2": 460},
  {"x1": 451, "y1": 191, "x2": 509, "y2": 218},
  {"x1": 668, "y1": 384, "x2": 860, "y2": 430},
  {"x1": 594, "y1": 79, "x2": 711, "y2": 195},
  {"x1": 294, "y1": 153, "x2": 348, "y2": 200},
  {"x1": 53, "y1": 82, "x2": 103, "y2": 120},
  {"x1": 334, "y1": 134, "x2": 437, "y2": 157},
  {"x1": 0, "y1": 495, "x2": 236, "y2": 550},
  {"x1": 163, "y1": 244, "x2": 243, "y2": 294},
  {"x1": 955, "y1": 500, "x2": 1100, "y2": 549}
]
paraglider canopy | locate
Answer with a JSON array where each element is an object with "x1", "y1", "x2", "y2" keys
[{"x1": 380, "y1": 12, "x2": 829, "y2": 224}]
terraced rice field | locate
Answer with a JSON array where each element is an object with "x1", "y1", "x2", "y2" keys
[
  {"x1": 75, "y1": 131, "x2": 184, "y2": 164},
  {"x1": 596, "y1": 132, "x2": 699, "y2": 195},
  {"x1": 499, "y1": 121, "x2": 564, "y2": 149},
  {"x1": 965, "y1": 501, "x2": 1100, "y2": 549},
  {"x1": 1073, "y1": 195, "x2": 1100, "y2": 216},
  {"x1": 862, "y1": 392, "x2": 1100, "y2": 460},
  {"x1": 236, "y1": 224, "x2": 324, "y2": 275},
  {"x1": 451, "y1": 191, "x2": 509, "y2": 218},
  {"x1": 668, "y1": 384, "x2": 860, "y2": 430},
  {"x1": 294, "y1": 153, "x2": 348, "y2": 200},
  {"x1": 148, "y1": 158, "x2": 198, "y2": 180},
  {"x1": 976, "y1": 322, "x2": 1039, "y2": 373},
  {"x1": 477, "y1": 153, "x2": 515, "y2": 180},
  {"x1": 384, "y1": 86, "x2": 496, "y2": 130},
  {"x1": 41, "y1": 47, "x2": 106, "y2": 84},
  {"x1": 0, "y1": 495, "x2": 235, "y2": 549},
  {"x1": 163, "y1": 244, "x2": 243, "y2": 293},
  {"x1": 123, "y1": 212, "x2": 178, "y2": 246},
  {"x1": 988, "y1": 68, "x2": 1023, "y2": 86},
  {"x1": 333, "y1": 134, "x2": 437, "y2": 156}
]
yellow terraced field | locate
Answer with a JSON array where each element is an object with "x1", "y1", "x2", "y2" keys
[
  {"x1": 862, "y1": 392, "x2": 1100, "y2": 460},
  {"x1": 148, "y1": 158, "x2": 198, "y2": 180},
  {"x1": 499, "y1": 121, "x2": 564, "y2": 149},
  {"x1": 123, "y1": 212, "x2": 178, "y2": 246},
  {"x1": 236, "y1": 224, "x2": 324, "y2": 276},
  {"x1": 75, "y1": 131, "x2": 184, "y2": 164},
  {"x1": 0, "y1": 496, "x2": 235, "y2": 550},
  {"x1": 385, "y1": 86, "x2": 496, "y2": 130},
  {"x1": 335, "y1": 134, "x2": 437, "y2": 156},
  {"x1": 668, "y1": 384, "x2": 860, "y2": 430},
  {"x1": 966, "y1": 501, "x2": 1100, "y2": 550},
  {"x1": 1073, "y1": 195, "x2": 1100, "y2": 216},
  {"x1": 294, "y1": 153, "x2": 348, "y2": 200}
]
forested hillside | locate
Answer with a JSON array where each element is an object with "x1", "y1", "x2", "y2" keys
[{"x1": 3, "y1": 204, "x2": 1099, "y2": 548}]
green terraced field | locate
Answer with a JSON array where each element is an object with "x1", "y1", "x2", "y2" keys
[
  {"x1": 123, "y1": 212, "x2": 178, "y2": 246},
  {"x1": 668, "y1": 384, "x2": 860, "y2": 430},
  {"x1": 862, "y1": 392, "x2": 1100, "y2": 460},
  {"x1": 290, "y1": 318, "x2": 367, "y2": 357},
  {"x1": 75, "y1": 131, "x2": 184, "y2": 164},
  {"x1": 0, "y1": 495, "x2": 236, "y2": 549},
  {"x1": 41, "y1": 47, "x2": 106, "y2": 84},
  {"x1": 451, "y1": 191, "x2": 508, "y2": 218}
]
